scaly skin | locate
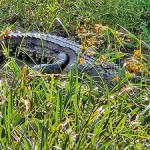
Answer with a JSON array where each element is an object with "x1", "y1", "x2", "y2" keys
[{"x1": 0, "y1": 31, "x2": 119, "y2": 88}]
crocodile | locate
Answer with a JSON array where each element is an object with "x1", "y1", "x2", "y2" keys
[{"x1": 0, "y1": 31, "x2": 119, "y2": 88}]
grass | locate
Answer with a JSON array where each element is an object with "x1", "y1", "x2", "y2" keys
[
  {"x1": 0, "y1": 0, "x2": 150, "y2": 40},
  {"x1": 0, "y1": 58, "x2": 149, "y2": 149},
  {"x1": 0, "y1": 0, "x2": 150, "y2": 149}
]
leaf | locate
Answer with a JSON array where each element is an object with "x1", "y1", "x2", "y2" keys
[
  {"x1": 125, "y1": 61, "x2": 144, "y2": 76},
  {"x1": 94, "y1": 24, "x2": 108, "y2": 34},
  {"x1": 79, "y1": 57, "x2": 87, "y2": 65},
  {"x1": 134, "y1": 49, "x2": 141, "y2": 60},
  {"x1": 0, "y1": 27, "x2": 11, "y2": 39},
  {"x1": 96, "y1": 55, "x2": 108, "y2": 63}
]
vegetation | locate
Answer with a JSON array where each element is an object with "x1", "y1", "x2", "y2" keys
[{"x1": 0, "y1": 0, "x2": 150, "y2": 149}]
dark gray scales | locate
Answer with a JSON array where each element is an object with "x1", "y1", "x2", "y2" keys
[{"x1": 0, "y1": 31, "x2": 120, "y2": 88}]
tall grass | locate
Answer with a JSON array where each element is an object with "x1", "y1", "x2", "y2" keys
[
  {"x1": 0, "y1": 50, "x2": 149, "y2": 149},
  {"x1": 0, "y1": 0, "x2": 150, "y2": 41},
  {"x1": 0, "y1": 0, "x2": 150, "y2": 149}
]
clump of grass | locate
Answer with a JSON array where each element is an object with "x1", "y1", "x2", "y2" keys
[
  {"x1": 0, "y1": 27, "x2": 150, "y2": 149},
  {"x1": 0, "y1": 56, "x2": 149, "y2": 149},
  {"x1": 0, "y1": 0, "x2": 150, "y2": 41}
]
